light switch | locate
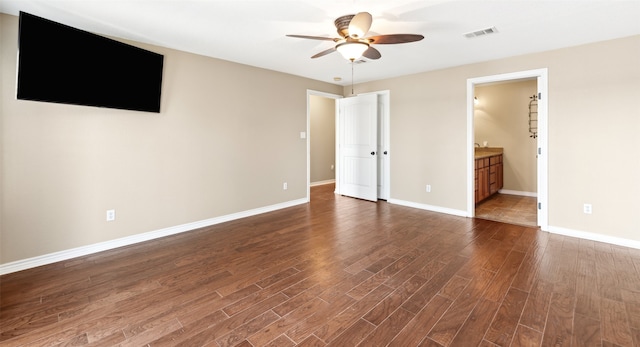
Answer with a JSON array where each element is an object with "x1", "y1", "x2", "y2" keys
[{"x1": 300, "y1": 131, "x2": 306, "y2": 139}]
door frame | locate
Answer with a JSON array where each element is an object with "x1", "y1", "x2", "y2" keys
[
  {"x1": 358, "y1": 90, "x2": 391, "y2": 200},
  {"x1": 306, "y1": 89, "x2": 390, "y2": 202},
  {"x1": 466, "y1": 68, "x2": 549, "y2": 231},
  {"x1": 336, "y1": 93, "x2": 379, "y2": 202},
  {"x1": 306, "y1": 90, "x2": 342, "y2": 201}
]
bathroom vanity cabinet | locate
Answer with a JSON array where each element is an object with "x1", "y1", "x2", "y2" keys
[{"x1": 475, "y1": 150, "x2": 503, "y2": 204}]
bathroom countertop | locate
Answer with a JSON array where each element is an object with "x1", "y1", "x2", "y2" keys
[{"x1": 474, "y1": 147, "x2": 503, "y2": 159}]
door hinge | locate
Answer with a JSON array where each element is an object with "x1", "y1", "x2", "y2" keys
[
  {"x1": 538, "y1": 202, "x2": 542, "y2": 210},
  {"x1": 538, "y1": 147, "x2": 542, "y2": 155},
  {"x1": 538, "y1": 92, "x2": 542, "y2": 100}
]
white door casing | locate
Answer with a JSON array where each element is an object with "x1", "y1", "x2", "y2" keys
[
  {"x1": 467, "y1": 68, "x2": 548, "y2": 230},
  {"x1": 337, "y1": 94, "x2": 378, "y2": 202}
]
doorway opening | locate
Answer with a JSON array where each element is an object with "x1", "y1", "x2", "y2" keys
[
  {"x1": 467, "y1": 69, "x2": 548, "y2": 231},
  {"x1": 473, "y1": 79, "x2": 538, "y2": 227},
  {"x1": 306, "y1": 90, "x2": 342, "y2": 201},
  {"x1": 306, "y1": 90, "x2": 390, "y2": 203}
]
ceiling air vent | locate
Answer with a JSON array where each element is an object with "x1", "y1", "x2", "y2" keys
[{"x1": 463, "y1": 26, "x2": 498, "y2": 39}]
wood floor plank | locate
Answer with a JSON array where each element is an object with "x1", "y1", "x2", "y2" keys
[
  {"x1": 621, "y1": 289, "x2": 640, "y2": 330},
  {"x1": 400, "y1": 255, "x2": 469, "y2": 315},
  {"x1": 284, "y1": 294, "x2": 355, "y2": 343},
  {"x1": 296, "y1": 334, "x2": 326, "y2": 347},
  {"x1": 572, "y1": 313, "x2": 601, "y2": 347},
  {"x1": 437, "y1": 275, "x2": 470, "y2": 301},
  {"x1": 482, "y1": 250, "x2": 526, "y2": 302},
  {"x1": 324, "y1": 318, "x2": 374, "y2": 347},
  {"x1": 3, "y1": 184, "x2": 640, "y2": 347},
  {"x1": 216, "y1": 310, "x2": 281, "y2": 347},
  {"x1": 511, "y1": 324, "x2": 543, "y2": 347},
  {"x1": 540, "y1": 292, "x2": 574, "y2": 347},
  {"x1": 362, "y1": 275, "x2": 427, "y2": 326},
  {"x1": 484, "y1": 287, "x2": 529, "y2": 346},
  {"x1": 346, "y1": 248, "x2": 423, "y2": 300},
  {"x1": 448, "y1": 298, "x2": 500, "y2": 346},
  {"x1": 600, "y1": 297, "x2": 634, "y2": 346},
  {"x1": 314, "y1": 284, "x2": 393, "y2": 343},
  {"x1": 426, "y1": 269, "x2": 495, "y2": 346},
  {"x1": 575, "y1": 261, "x2": 601, "y2": 319},
  {"x1": 387, "y1": 294, "x2": 452, "y2": 347},
  {"x1": 519, "y1": 279, "x2": 554, "y2": 332},
  {"x1": 248, "y1": 297, "x2": 329, "y2": 346},
  {"x1": 264, "y1": 334, "x2": 297, "y2": 347},
  {"x1": 358, "y1": 307, "x2": 415, "y2": 346},
  {"x1": 511, "y1": 238, "x2": 547, "y2": 293}
]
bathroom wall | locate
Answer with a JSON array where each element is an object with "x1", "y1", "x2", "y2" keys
[{"x1": 475, "y1": 79, "x2": 538, "y2": 194}]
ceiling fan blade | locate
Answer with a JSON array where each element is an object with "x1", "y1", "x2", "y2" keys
[
  {"x1": 362, "y1": 46, "x2": 381, "y2": 60},
  {"x1": 348, "y1": 12, "x2": 372, "y2": 38},
  {"x1": 286, "y1": 34, "x2": 338, "y2": 42},
  {"x1": 368, "y1": 34, "x2": 424, "y2": 44},
  {"x1": 311, "y1": 47, "x2": 336, "y2": 59}
]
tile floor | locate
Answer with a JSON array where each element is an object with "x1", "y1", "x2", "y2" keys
[{"x1": 475, "y1": 193, "x2": 538, "y2": 227}]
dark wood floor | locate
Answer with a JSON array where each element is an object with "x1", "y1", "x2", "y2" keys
[{"x1": 2, "y1": 184, "x2": 640, "y2": 347}]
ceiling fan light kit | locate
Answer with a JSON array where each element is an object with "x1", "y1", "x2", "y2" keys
[
  {"x1": 336, "y1": 41, "x2": 369, "y2": 61},
  {"x1": 287, "y1": 11, "x2": 424, "y2": 62}
]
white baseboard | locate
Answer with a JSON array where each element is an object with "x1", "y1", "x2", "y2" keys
[
  {"x1": 499, "y1": 189, "x2": 537, "y2": 197},
  {"x1": 389, "y1": 198, "x2": 640, "y2": 251},
  {"x1": 5, "y1": 197, "x2": 639, "y2": 275},
  {"x1": 310, "y1": 179, "x2": 335, "y2": 187},
  {"x1": 388, "y1": 198, "x2": 469, "y2": 218},
  {"x1": 548, "y1": 225, "x2": 640, "y2": 250},
  {"x1": 0, "y1": 198, "x2": 308, "y2": 276}
]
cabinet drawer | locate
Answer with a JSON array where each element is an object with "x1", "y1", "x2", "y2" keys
[
  {"x1": 489, "y1": 155, "x2": 502, "y2": 165},
  {"x1": 475, "y1": 158, "x2": 488, "y2": 169},
  {"x1": 489, "y1": 172, "x2": 497, "y2": 184}
]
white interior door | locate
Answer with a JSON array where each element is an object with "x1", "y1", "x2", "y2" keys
[{"x1": 337, "y1": 94, "x2": 378, "y2": 202}]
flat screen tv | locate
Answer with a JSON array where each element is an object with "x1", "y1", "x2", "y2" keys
[{"x1": 17, "y1": 12, "x2": 164, "y2": 113}]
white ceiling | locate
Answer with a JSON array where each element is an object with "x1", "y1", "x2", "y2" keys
[{"x1": 1, "y1": 0, "x2": 639, "y2": 86}]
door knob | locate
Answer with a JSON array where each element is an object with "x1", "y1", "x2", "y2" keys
[
  {"x1": 371, "y1": 151, "x2": 376, "y2": 155},
  {"x1": 384, "y1": 151, "x2": 388, "y2": 155}
]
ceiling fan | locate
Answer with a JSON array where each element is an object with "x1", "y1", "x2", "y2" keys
[{"x1": 287, "y1": 12, "x2": 424, "y2": 61}]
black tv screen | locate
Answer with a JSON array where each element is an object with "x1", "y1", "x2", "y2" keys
[{"x1": 17, "y1": 12, "x2": 164, "y2": 113}]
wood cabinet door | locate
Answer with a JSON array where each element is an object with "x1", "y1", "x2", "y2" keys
[{"x1": 497, "y1": 162, "x2": 504, "y2": 190}]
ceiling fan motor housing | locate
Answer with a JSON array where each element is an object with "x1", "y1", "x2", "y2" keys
[{"x1": 334, "y1": 14, "x2": 355, "y2": 38}]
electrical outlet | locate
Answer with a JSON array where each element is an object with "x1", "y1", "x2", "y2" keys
[
  {"x1": 583, "y1": 204, "x2": 592, "y2": 214},
  {"x1": 426, "y1": 184, "x2": 431, "y2": 193},
  {"x1": 283, "y1": 182, "x2": 288, "y2": 190},
  {"x1": 106, "y1": 209, "x2": 116, "y2": 221}
]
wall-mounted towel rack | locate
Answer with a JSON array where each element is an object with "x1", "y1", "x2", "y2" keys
[{"x1": 529, "y1": 94, "x2": 538, "y2": 139}]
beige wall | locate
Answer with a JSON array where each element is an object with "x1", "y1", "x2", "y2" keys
[
  {"x1": 0, "y1": 13, "x2": 342, "y2": 264},
  {"x1": 475, "y1": 80, "x2": 538, "y2": 194},
  {"x1": 351, "y1": 35, "x2": 640, "y2": 242},
  {"x1": 309, "y1": 95, "x2": 336, "y2": 183},
  {"x1": 2, "y1": 9, "x2": 640, "y2": 266}
]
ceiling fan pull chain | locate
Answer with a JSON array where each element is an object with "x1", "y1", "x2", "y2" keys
[{"x1": 351, "y1": 60, "x2": 355, "y2": 95}]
